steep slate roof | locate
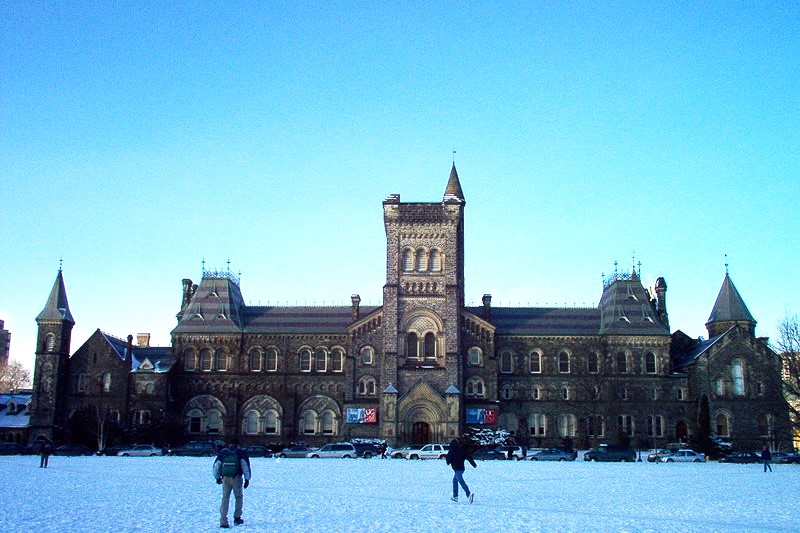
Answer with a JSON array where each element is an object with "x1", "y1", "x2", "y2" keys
[
  {"x1": 469, "y1": 307, "x2": 601, "y2": 336},
  {"x1": 706, "y1": 274, "x2": 756, "y2": 326},
  {"x1": 99, "y1": 331, "x2": 130, "y2": 361},
  {"x1": 671, "y1": 331, "x2": 728, "y2": 371},
  {"x1": 36, "y1": 270, "x2": 74, "y2": 324},
  {"x1": 0, "y1": 392, "x2": 31, "y2": 429},
  {"x1": 244, "y1": 306, "x2": 380, "y2": 334},
  {"x1": 598, "y1": 273, "x2": 669, "y2": 335},
  {"x1": 172, "y1": 274, "x2": 246, "y2": 334}
]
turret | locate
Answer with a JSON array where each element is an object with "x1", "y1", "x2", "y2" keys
[
  {"x1": 705, "y1": 274, "x2": 756, "y2": 338},
  {"x1": 654, "y1": 277, "x2": 668, "y2": 329}
]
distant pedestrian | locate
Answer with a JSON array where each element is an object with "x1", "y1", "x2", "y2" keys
[
  {"x1": 213, "y1": 438, "x2": 252, "y2": 528},
  {"x1": 39, "y1": 441, "x2": 52, "y2": 468},
  {"x1": 761, "y1": 446, "x2": 772, "y2": 472},
  {"x1": 445, "y1": 438, "x2": 477, "y2": 503}
]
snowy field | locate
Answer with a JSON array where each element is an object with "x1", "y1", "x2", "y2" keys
[{"x1": 1, "y1": 455, "x2": 798, "y2": 533}]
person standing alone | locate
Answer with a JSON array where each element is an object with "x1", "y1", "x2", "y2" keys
[
  {"x1": 761, "y1": 446, "x2": 772, "y2": 472},
  {"x1": 213, "y1": 439, "x2": 252, "y2": 528},
  {"x1": 445, "y1": 438, "x2": 477, "y2": 503}
]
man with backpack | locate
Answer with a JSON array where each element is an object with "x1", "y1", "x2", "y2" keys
[{"x1": 213, "y1": 438, "x2": 252, "y2": 528}]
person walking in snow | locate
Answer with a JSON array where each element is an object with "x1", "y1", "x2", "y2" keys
[
  {"x1": 445, "y1": 438, "x2": 477, "y2": 503},
  {"x1": 761, "y1": 446, "x2": 772, "y2": 472},
  {"x1": 39, "y1": 441, "x2": 52, "y2": 468},
  {"x1": 213, "y1": 438, "x2": 252, "y2": 528}
]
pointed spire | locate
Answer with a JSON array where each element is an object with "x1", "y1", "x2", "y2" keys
[
  {"x1": 443, "y1": 163, "x2": 465, "y2": 203},
  {"x1": 37, "y1": 270, "x2": 75, "y2": 324},
  {"x1": 706, "y1": 274, "x2": 756, "y2": 337}
]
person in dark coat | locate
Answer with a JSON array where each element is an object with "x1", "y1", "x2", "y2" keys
[
  {"x1": 39, "y1": 441, "x2": 52, "y2": 468},
  {"x1": 761, "y1": 446, "x2": 772, "y2": 472},
  {"x1": 445, "y1": 438, "x2": 477, "y2": 503}
]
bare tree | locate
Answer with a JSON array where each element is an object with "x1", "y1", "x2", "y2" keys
[
  {"x1": 0, "y1": 359, "x2": 32, "y2": 393},
  {"x1": 774, "y1": 313, "x2": 800, "y2": 437}
]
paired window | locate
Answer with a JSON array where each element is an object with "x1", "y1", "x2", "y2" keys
[
  {"x1": 401, "y1": 247, "x2": 444, "y2": 272},
  {"x1": 406, "y1": 332, "x2": 437, "y2": 359},
  {"x1": 618, "y1": 415, "x2": 634, "y2": 436},
  {"x1": 465, "y1": 377, "x2": 485, "y2": 397},
  {"x1": 358, "y1": 376, "x2": 377, "y2": 396},
  {"x1": 585, "y1": 415, "x2": 605, "y2": 438},
  {"x1": 301, "y1": 409, "x2": 339, "y2": 436},
  {"x1": 558, "y1": 414, "x2": 577, "y2": 437},
  {"x1": 529, "y1": 414, "x2": 546, "y2": 436},
  {"x1": 647, "y1": 415, "x2": 665, "y2": 438},
  {"x1": 242, "y1": 409, "x2": 280, "y2": 435}
]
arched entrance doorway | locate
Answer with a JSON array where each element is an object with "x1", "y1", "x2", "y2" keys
[
  {"x1": 412, "y1": 422, "x2": 431, "y2": 444},
  {"x1": 676, "y1": 421, "x2": 689, "y2": 444}
]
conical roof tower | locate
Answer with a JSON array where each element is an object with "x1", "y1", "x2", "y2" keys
[{"x1": 706, "y1": 274, "x2": 756, "y2": 337}]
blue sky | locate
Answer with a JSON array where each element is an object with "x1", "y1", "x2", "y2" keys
[{"x1": 2, "y1": 1, "x2": 798, "y2": 371}]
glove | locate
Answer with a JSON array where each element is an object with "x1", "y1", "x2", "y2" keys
[
  {"x1": 244, "y1": 479, "x2": 250, "y2": 489},
  {"x1": 216, "y1": 478, "x2": 223, "y2": 484}
]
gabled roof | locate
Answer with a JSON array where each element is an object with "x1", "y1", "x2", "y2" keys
[
  {"x1": 671, "y1": 330, "x2": 728, "y2": 371},
  {"x1": 100, "y1": 331, "x2": 130, "y2": 361},
  {"x1": 706, "y1": 274, "x2": 756, "y2": 326},
  {"x1": 443, "y1": 164, "x2": 465, "y2": 203},
  {"x1": 131, "y1": 347, "x2": 175, "y2": 373},
  {"x1": 0, "y1": 392, "x2": 31, "y2": 429},
  {"x1": 36, "y1": 270, "x2": 74, "y2": 324}
]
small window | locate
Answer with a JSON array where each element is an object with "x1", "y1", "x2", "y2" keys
[
  {"x1": 468, "y1": 347, "x2": 482, "y2": 366},
  {"x1": 532, "y1": 386, "x2": 541, "y2": 400},
  {"x1": 562, "y1": 387, "x2": 570, "y2": 400},
  {"x1": 530, "y1": 351, "x2": 541, "y2": 373},
  {"x1": 587, "y1": 352, "x2": 599, "y2": 374},
  {"x1": 616, "y1": 352, "x2": 628, "y2": 374},
  {"x1": 558, "y1": 351, "x2": 570, "y2": 373},
  {"x1": 715, "y1": 413, "x2": 730, "y2": 437},
  {"x1": 77, "y1": 373, "x2": 86, "y2": 393},
  {"x1": 676, "y1": 388, "x2": 685, "y2": 401},
  {"x1": 361, "y1": 346, "x2": 375, "y2": 365},
  {"x1": 645, "y1": 352, "x2": 657, "y2": 374}
]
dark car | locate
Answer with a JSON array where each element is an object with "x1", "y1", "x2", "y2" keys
[
  {"x1": 243, "y1": 445, "x2": 272, "y2": 458},
  {"x1": 97, "y1": 445, "x2": 122, "y2": 456},
  {"x1": 584, "y1": 444, "x2": 636, "y2": 462},
  {"x1": 53, "y1": 444, "x2": 95, "y2": 456},
  {"x1": 350, "y1": 441, "x2": 387, "y2": 459},
  {"x1": 0, "y1": 442, "x2": 29, "y2": 455},
  {"x1": 528, "y1": 448, "x2": 577, "y2": 461},
  {"x1": 719, "y1": 451, "x2": 761, "y2": 464},
  {"x1": 167, "y1": 441, "x2": 218, "y2": 456},
  {"x1": 471, "y1": 448, "x2": 506, "y2": 461},
  {"x1": 772, "y1": 451, "x2": 800, "y2": 464},
  {"x1": 276, "y1": 445, "x2": 313, "y2": 458}
]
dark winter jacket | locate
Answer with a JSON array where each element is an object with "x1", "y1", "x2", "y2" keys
[
  {"x1": 213, "y1": 446, "x2": 252, "y2": 480},
  {"x1": 445, "y1": 439, "x2": 477, "y2": 471},
  {"x1": 762, "y1": 449, "x2": 772, "y2": 461}
]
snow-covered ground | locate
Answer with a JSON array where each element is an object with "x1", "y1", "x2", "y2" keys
[{"x1": 2, "y1": 455, "x2": 798, "y2": 532}]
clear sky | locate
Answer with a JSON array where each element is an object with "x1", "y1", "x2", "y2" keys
[{"x1": 2, "y1": 1, "x2": 798, "y2": 373}]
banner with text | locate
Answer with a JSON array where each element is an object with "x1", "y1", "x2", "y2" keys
[
  {"x1": 465, "y1": 408, "x2": 498, "y2": 425},
  {"x1": 346, "y1": 407, "x2": 377, "y2": 424}
]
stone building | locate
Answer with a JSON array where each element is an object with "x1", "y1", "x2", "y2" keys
[{"x1": 28, "y1": 166, "x2": 790, "y2": 450}]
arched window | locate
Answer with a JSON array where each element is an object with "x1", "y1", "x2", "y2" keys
[
  {"x1": 465, "y1": 377, "x2": 485, "y2": 398},
  {"x1": 558, "y1": 414, "x2": 576, "y2": 437},
  {"x1": 102, "y1": 373, "x2": 112, "y2": 393},
  {"x1": 530, "y1": 351, "x2": 542, "y2": 373},
  {"x1": 415, "y1": 248, "x2": 427, "y2": 271},
  {"x1": 757, "y1": 414, "x2": 772, "y2": 437},
  {"x1": 315, "y1": 349, "x2": 327, "y2": 372},
  {"x1": 616, "y1": 352, "x2": 628, "y2": 374},
  {"x1": 45, "y1": 333, "x2": 56, "y2": 352},
  {"x1": 264, "y1": 410, "x2": 280, "y2": 435},
  {"x1": 529, "y1": 413, "x2": 546, "y2": 436},
  {"x1": 406, "y1": 333, "x2": 418, "y2": 358},
  {"x1": 401, "y1": 249, "x2": 414, "y2": 271},
  {"x1": 645, "y1": 352, "x2": 657, "y2": 374},
  {"x1": 586, "y1": 415, "x2": 605, "y2": 437},
  {"x1": 321, "y1": 411, "x2": 337, "y2": 435},
  {"x1": 468, "y1": 347, "x2": 482, "y2": 366},
  {"x1": 715, "y1": 413, "x2": 730, "y2": 437},
  {"x1": 499, "y1": 350, "x2": 514, "y2": 373},
  {"x1": 502, "y1": 385, "x2": 513, "y2": 400},
  {"x1": 429, "y1": 249, "x2": 442, "y2": 271},
  {"x1": 587, "y1": 352, "x2": 599, "y2": 374},
  {"x1": 302, "y1": 410, "x2": 317, "y2": 434},
  {"x1": 532, "y1": 386, "x2": 541, "y2": 400},
  {"x1": 183, "y1": 348, "x2": 197, "y2": 371},
  {"x1": 423, "y1": 332, "x2": 436, "y2": 359},
  {"x1": 361, "y1": 346, "x2": 374, "y2": 365},
  {"x1": 206, "y1": 409, "x2": 222, "y2": 434},
  {"x1": 266, "y1": 348, "x2": 278, "y2": 372},
  {"x1": 358, "y1": 376, "x2": 377, "y2": 396},
  {"x1": 732, "y1": 360, "x2": 745, "y2": 396},
  {"x1": 215, "y1": 349, "x2": 228, "y2": 372},
  {"x1": 558, "y1": 351, "x2": 570, "y2": 373},
  {"x1": 76, "y1": 373, "x2": 86, "y2": 392},
  {"x1": 187, "y1": 409, "x2": 203, "y2": 433},
  {"x1": 299, "y1": 349, "x2": 312, "y2": 372},
  {"x1": 249, "y1": 348, "x2": 263, "y2": 372},
  {"x1": 331, "y1": 348, "x2": 344, "y2": 372},
  {"x1": 244, "y1": 410, "x2": 260, "y2": 435},
  {"x1": 648, "y1": 415, "x2": 665, "y2": 437},
  {"x1": 200, "y1": 349, "x2": 213, "y2": 372}
]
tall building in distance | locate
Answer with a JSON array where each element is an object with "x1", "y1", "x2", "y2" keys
[
  {"x1": 0, "y1": 320, "x2": 9, "y2": 368},
  {"x1": 28, "y1": 166, "x2": 790, "y2": 451}
]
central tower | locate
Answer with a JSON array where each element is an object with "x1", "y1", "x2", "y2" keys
[{"x1": 381, "y1": 165, "x2": 466, "y2": 443}]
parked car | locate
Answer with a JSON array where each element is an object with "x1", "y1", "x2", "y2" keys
[
  {"x1": 53, "y1": 444, "x2": 95, "y2": 456},
  {"x1": 471, "y1": 448, "x2": 506, "y2": 460},
  {"x1": 243, "y1": 445, "x2": 272, "y2": 458},
  {"x1": 584, "y1": 444, "x2": 636, "y2": 462},
  {"x1": 0, "y1": 442, "x2": 29, "y2": 455},
  {"x1": 350, "y1": 441, "x2": 387, "y2": 458},
  {"x1": 772, "y1": 451, "x2": 800, "y2": 464},
  {"x1": 496, "y1": 445, "x2": 526, "y2": 460},
  {"x1": 528, "y1": 448, "x2": 577, "y2": 461},
  {"x1": 407, "y1": 443, "x2": 447, "y2": 460},
  {"x1": 97, "y1": 445, "x2": 122, "y2": 456},
  {"x1": 659, "y1": 449, "x2": 705, "y2": 463},
  {"x1": 719, "y1": 451, "x2": 761, "y2": 464},
  {"x1": 646, "y1": 449, "x2": 675, "y2": 463},
  {"x1": 276, "y1": 445, "x2": 313, "y2": 458},
  {"x1": 118, "y1": 444, "x2": 163, "y2": 457},
  {"x1": 306, "y1": 443, "x2": 357, "y2": 458},
  {"x1": 390, "y1": 444, "x2": 424, "y2": 459},
  {"x1": 166, "y1": 441, "x2": 217, "y2": 456}
]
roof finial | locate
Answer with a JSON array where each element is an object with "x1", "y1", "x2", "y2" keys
[
  {"x1": 201, "y1": 257, "x2": 206, "y2": 274},
  {"x1": 724, "y1": 254, "x2": 729, "y2": 276},
  {"x1": 58, "y1": 257, "x2": 63, "y2": 272},
  {"x1": 227, "y1": 258, "x2": 231, "y2": 272},
  {"x1": 452, "y1": 149, "x2": 456, "y2": 165}
]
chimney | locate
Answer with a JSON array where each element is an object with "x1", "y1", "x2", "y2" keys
[
  {"x1": 137, "y1": 333, "x2": 151, "y2": 347},
  {"x1": 182, "y1": 279, "x2": 194, "y2": 308},
  {"x1": 655, "y1": 277, "x2": 669, "y2": 329},
  {"x1": 351, "y1": 294, "x2": 361, "y2": 320},
  {"x1": 482, "y1": 294, "x2": 492, "y2": 320}
]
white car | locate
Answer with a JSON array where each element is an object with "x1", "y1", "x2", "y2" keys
[
  {"x1": 659, "y1": 449, "x2": 705, "y2": 463},
  {"x1": 407, "y1": 443, "x2": 447, "y2": 460},
  {"x1": 306, "y1": 443, "x2": 357, "y2": 458},
  {"x1": 496, "y1": 445, "x2": 526, "y2": 460},
  {"x1": 118, "y1": 444, "x2": 163, "y2": 457}
]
